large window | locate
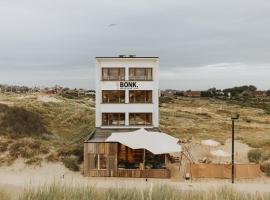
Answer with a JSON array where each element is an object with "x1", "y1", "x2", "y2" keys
[
  {"x1": 129, "y1": 113, "x2": 152, "y2": 126},
  {"x1": 89, "y1": 154, "x2": 107, "y2": 169},
  {"x1": 102, "y1": 90, "x2": 125, "y2": 103},
  {"x1": 129, "y1": 68, "x2": 152, "y2": 81},
  {"x1": 102, "y1": 113, "x2": 125, "y2": 126},
  {"x1": 102, "y1": 68, "x2": 125, "y2": 81},
  {"x1": 129, "y1": 90, "x2": 152, "y2": 103}
]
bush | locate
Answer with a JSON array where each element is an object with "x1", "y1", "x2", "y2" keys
[
  {"x1": 25, "y1": 157, "x2": 42, "y2": 165},
  {"x1": 45, "y1": 153, "x2": 59, "y2": 162},
  {"x1": 248, "y1": 149, "x2": 262, "y2": 163},
  {"x1": 0, "y1": 140, "x2": 9, "y2": 152},
  {"x1": 57, "y1": 144, "x2": 83, "y2": 164},
  {"x1": 61, "y1": 156, "x2": 80, "y2": 171},
  {"x1": 8, "y1": 138, "x2": 50, "y2": 160},
  {"x1": 262, "y1": 148, "x2": 270, "y2": 161},
  {"x1": 0, "y1": 104, "x2": 50, "y2": 136},
  {"x1": 159, "y1": 96, "x2": 174, "y2": 104},
  {"x1": 260, "y1": 161, "x2": 270, "y2": 176}
]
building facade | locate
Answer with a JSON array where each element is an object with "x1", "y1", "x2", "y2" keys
[
  {"x1": 95, "y1": 56, "x2": 159, "y2": 128},
  {"x1": 83, "y1": 56, "x2": 174, "y2": 178}
]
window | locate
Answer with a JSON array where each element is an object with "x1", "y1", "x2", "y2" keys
[
  {"x1": 129, "y1": 113, "x2": 152, "y2": 126},
  {"x1": 102, "y1": 90, "x2": 125, "y2": 103},
  {"x1": 102, "y1": 113, "x2": 125, "y2": 126},
  {"x1": 102, "y1": 68, "x2": 125, "y2": 81},
  {"x1": 129, "y1": 68, "x2": 152, "y2": 81},
  {"x1": 129, "y1": 90, "x2": 152, "y2": 103},
  {"x1": 89, "y1": 154, "x2": 107, "y2": 169},
  {"x1": 99, "y1": 154, "x2": 107, "y2": 169}
]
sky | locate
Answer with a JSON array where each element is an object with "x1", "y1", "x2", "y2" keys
[{"x1": 0, "y1": 0, "x2": 270, "y2": 90}]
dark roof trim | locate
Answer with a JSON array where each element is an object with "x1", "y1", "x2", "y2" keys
[
  {"x1": 84, "y1": 128, "x2": 96, "y2": 142},
  {"x1": 96, "y1": 57, "x2": 159, "y2": 59}
]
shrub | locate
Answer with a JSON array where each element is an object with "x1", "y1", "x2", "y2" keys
[
  {"x1": 0, "y1": 104, "x2": 50, "y2": 136},
  {"x1": 8, "y1": 138, "x2": 50, "y2": 160},
  {"x1": 61, "y1": 156, "x2": 80, "y2": 171},
  {"x1": 25, "y1": 157, "x2": 42, "y2": 165},
  {"x1": 45, "y1": 153, "x2": 59, "y2": 162},
  {"x1": 57, "y1": 144, "x2": 83, "y2": 164},
  {"x1": 0, "y1": 140, "x2": 9, "y2": 152},
  {"x1": 260, "y1": 161, "x2": 270, "y2": 176},
  {"x1": 159, "y1": 96, "x2": 174, "y2": 104},
  {"x1": 248, "y1": 149, "x2": 262, "y2": 163},
  {"x1": 262, "y1": 148, "x2": 270, "y2": 161}
]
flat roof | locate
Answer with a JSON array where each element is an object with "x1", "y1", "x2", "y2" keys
[
  {"x1": 85, "y1": 127, "x2": 160, "y2": 143},
  {"x1": 96, "y1": 57, "x2": 159, "y2": 59}
]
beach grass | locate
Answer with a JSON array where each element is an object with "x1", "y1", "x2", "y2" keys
[{"x1": 18, "y1": 184, "x2": 270, "y2": 200}]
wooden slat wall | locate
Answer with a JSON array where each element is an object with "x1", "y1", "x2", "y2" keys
[
  {"x1": 83, "y1": 143, "x2": 88, "y2": 175},
  {"x1": 87, "y1": 143, "x2": 118, "y2": 154},
  {"x1": 88, "y1": 169, "x2": 170, "y2": 178},
  {"x1": 84, "y1": 142, "x2": 170, "y2": 178},
  {"x1": 84, "y1": 142, "x2": 118, "y2": 176}
]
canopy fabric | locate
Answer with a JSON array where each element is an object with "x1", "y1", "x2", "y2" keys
[
  {"x1": 201, "y1": 139, "x2": 220, "y2": 147},
  {"x1": 210, "y1": 149, "x2": 230, "y2": 157},
  {"x1": 106, "y1": 128, "x2": 181, "y2": 154}
]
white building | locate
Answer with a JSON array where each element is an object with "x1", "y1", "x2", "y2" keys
[
  {"x1": 95, "y1": 55, "x2": 159, "y2": 128},
  {"x1": 84, "y1": 55, "x2": 181, "y2": 178}
]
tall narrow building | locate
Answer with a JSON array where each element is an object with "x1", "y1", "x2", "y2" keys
[
  {"x1": 84, "y1": 55, "x2": 180, "y2": 178},
  {"x1": 95, "y1": 55, "x2": 159, "y2": 128}
]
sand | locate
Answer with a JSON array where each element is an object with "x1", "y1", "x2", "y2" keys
[{"x1": 37, "y1": 95, "x2": 62, "y2": 103}]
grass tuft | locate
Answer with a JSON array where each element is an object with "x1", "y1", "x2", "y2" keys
[{"x1": 18, "y1": 184, "x2": 270, "y2": 200}]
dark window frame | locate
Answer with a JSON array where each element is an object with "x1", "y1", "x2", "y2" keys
[
  {"x1": 102, "y1": 113, "x2": 125, "y2": 126},
  {"x1": 129, "y1": 90, "x2": 152, "y2": 103},
  {"x1": 102, "y1": 90, "x2": 125, "y2": 103},
  {"x1": 129, "y1": 113, "x2": 153, "y2": 126},
  {"x1": 102, "y1": 68, "x2": 125, "y2": 81},
  {"x1": 129, "y1": 68, "x2": 153, "y2": 81}
]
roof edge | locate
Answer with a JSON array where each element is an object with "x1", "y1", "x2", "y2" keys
[{"x1": 95, "y1": 57, "x2": 159, "y2": 59}]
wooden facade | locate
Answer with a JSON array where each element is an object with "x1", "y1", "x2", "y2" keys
[{"x1": 84, "y1": 142, "x2": 170, "y2": 178}]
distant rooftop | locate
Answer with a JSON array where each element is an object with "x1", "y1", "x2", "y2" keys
[{"x1": 96, "y1": 55, "x2": 159, "y2": 59}]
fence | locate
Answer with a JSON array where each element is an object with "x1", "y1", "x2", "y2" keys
[{"x1": 187, "y1": 163, "x2": 261, "y2": 179}]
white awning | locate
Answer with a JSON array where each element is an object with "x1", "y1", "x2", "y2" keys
[{"x1": 106, "y1": 128, "x2": 181, "y2": 154}]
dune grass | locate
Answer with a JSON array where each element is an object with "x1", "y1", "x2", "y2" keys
[
  {"x1": 160, "y1": 97, "x2": 270, "y2": 149},
  {"x1": 18, "y1": 184, "x2": 270, "y2": 200},
  {"x1": 0, "y1": 189, "x2": 9, "y2": 200}
]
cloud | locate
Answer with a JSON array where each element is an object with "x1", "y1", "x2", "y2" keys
[
  {"x1": 159, "y1": 63, "x2": 270, "y2": 90},
  {"x1": 0, "y1": 0, "x2": 270, "y2": 89}
]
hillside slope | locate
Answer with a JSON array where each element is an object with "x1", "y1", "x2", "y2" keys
[{"x1": 0, "y1": 93, "x2": 269, "y2": 168}]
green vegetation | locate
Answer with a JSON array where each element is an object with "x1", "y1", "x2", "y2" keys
[
  {"x1": 260, "y1": 161, "x2": 270, "y2": 176},
  {"x1": 0, "y1": 93, "x2": 95, "y2": 169},
  {"x1": 223, "y1": 85, "x2": 257, "y2": 97},
  {"x1": 18, "y1": 184, "x2": 270, "y2": 200},
  {"x1": 248, "y1": 149, "x2": 262, "y2": 163},
  {"x1": 159, "y1": 97, "x2": 270, "y2": 149},
  {"x1": 0, "y1": 104, "x2": 50, "y2": 136},
  {"x1": 1, "y1": 91, "x2": 270, "y2": 171},
  {"x1": 61, "y1": 156, "x2": 80, "y2": 171}
]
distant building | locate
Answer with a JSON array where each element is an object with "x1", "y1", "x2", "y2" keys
[
  {"x1": 184, "y1": 91, "x2": 201, "y2": 98},
  {"x1": 254, "y1": 91, "x2": 267, "y2": 99}
]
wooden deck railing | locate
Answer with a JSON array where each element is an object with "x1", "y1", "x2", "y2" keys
[{"x1": 88, "y1": 169, "x2": 170, "y2": 178}]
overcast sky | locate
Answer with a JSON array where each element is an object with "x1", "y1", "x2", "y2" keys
[{"x1": 0, "y1": 0, "x2": 270, "y2": 90}]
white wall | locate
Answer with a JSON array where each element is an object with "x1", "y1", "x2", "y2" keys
[{"x1": 95, "y1": 57, "x2": 159, "y2": 128}]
